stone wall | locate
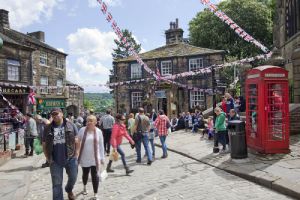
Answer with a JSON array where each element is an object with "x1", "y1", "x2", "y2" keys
[
  {"x1": 0, "y1": 43, "x2": 32, "y2": 85},
  {"x1": 112, "y1": 53, "x2": 224, "y2": 115}
]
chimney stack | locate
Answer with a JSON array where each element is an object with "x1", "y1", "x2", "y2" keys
[
  {"x1": 165, "y1": 19, "x2": 184, "y2": 45},
  {"x1": 0, "y1": 9, "x2": 10, "y2": 29},
  {"x1": 28, "y1": 31, "x2": 45, "y2": 42}
]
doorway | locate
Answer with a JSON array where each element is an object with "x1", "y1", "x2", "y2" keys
[{"x1": 158, "y1": 98, "x2": 167, "y2": 115}]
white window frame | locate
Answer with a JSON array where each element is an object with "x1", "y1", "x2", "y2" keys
[
  {"x1": 7, "y1": 59, "x2": 20, "y2": 81},
  {"x1": 56, "y1": 79, "x2": 63, "y2": 95},
  {"x1": 40, "y1": 76, "x2": 48, "y2": 94},
  {"x1": 131, "y1": 92, "x2": 143, "y2": 109},
  {"x1": 40, "y1": 51, "x2": 47, "y2": 66},
  {"x1": 56, "y1": 57, "x2": 65, "y2": 69},
  {"x1": 161, "y1": 60, "x2": 172, "y2": 76},
  {"x1": 190, "y1": 91, "x2": 204, "y2": 108},
  {"x1": 131, "y1": 63, "x2": 142, "y2": 79},
  {"x1": 189, "y1": 58, "x2": 203, "y2": 71}
]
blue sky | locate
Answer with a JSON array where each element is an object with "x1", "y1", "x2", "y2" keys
[{"x1": 1, "y1": 0, "x2": 222, "y2": 92}]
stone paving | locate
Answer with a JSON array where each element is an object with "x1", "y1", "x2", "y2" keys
[
  {"x1": 161, "y1": 130, "x2": 300, "y2": 199},
  {"x1": 0, "y1": 142, "x2": 293, "y2": 200}
]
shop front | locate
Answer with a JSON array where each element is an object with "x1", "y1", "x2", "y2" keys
[
  {"x1": 0, "y1": 84, "x2": 29, "y2": 152},
  {"x1": 37, "y1": 98, "x2": 66, "y2": 117}
]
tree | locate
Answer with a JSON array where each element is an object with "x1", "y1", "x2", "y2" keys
[
  {"x1": 112, "y1": 29, "x2": 142, "y2": 59},
  {"x1": 189, "y1": 0, "x2": 274, "y2": 59}
]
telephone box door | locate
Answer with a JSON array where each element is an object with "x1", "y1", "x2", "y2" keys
[{"x1": 265, "y1": 82, "x2": 289, "y2": 152}]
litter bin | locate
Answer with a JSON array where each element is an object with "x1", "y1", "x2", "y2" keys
[{"x1": 228, "y1": 120, "x2": 247, "y2": 159}]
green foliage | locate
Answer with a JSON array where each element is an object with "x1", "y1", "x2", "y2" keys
[
  {"x1": 189, "y1": 0, "x2": 274, "y2": 59},
  {"x1": 112, "y1": 29, "x2": 142, "y2": 59},
  {"x1": 84, "y1": 93, "x2": 114, "y2": 113}
]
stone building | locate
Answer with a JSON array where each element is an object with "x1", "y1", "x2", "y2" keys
[
  {"x1": 0, "y1": 30, "x2": 34, "y2": 113},
  {"x1": 111, "y1": 19, "x2": 224, "y2": 117},
  {"x1": 65, "y1": 80, "x2": 84, "y2": 117},
  {"x1": 274, "y1": 0, "x2": 300, "y2": 103},
  {"x1": 0, "y1": 9, "x2": 83, "y2": 115}
]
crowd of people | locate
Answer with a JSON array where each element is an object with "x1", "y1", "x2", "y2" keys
[
  {"x1": 19, "y1": 107, "x2": 173, "y2": 200},
  {"x1": 0, "y1": 91, "x2": 246, "y2": 200}
]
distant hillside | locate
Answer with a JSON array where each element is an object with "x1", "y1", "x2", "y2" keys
[{"x1": 84, "y1": 93, "x2": 114, "y2": 113}]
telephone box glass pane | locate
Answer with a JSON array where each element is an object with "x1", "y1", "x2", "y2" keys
[
  {"x1": 248, "y1": 84, "x2": 258, "y2": 138},
  {"x1": 267, "y1": 83, "x2": 285, "y2": 141}
]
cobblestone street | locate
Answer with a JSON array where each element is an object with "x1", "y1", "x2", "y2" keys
[{"x1": 1, "y1": 143, "x2": 289, "y2": 200}]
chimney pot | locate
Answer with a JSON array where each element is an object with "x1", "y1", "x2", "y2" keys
[{"x1": 0, "y1": 9, "x2": 10, "y2": 29}]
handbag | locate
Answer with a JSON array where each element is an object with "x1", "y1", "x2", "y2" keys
[
  {"x1": 133, "y1": 115, "x2": 143, "y2": 142},
  {"x1": 33, "y1": 138, "x2": 43, "y2": 155},
  {"x1": 109, "y1": 151, "x2": 119, "y2": 161}
]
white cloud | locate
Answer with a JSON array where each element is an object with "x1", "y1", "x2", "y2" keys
[
  {"x1": 88, "y1": 0, "x2": 122, "y2": 7},
  {"x1": 0, "y1": 0, "x2": 63, "y2": 29},
  {"x1": 76, "y1": 57, "x2": 110, "y2": 76},
  {"x1": 67, "y1": 28, "x2": 116, "y2": 61},
  {"x1": 56, "y1": 48, "x2": 65, "y2": 53}
]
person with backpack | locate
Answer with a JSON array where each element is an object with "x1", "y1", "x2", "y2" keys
[
  {"x1": 154, "y1": 110, "x2": 170, "y2": 159},
  {"x1": 132, "y1": 108, "x2": 152, "y2": 165}
]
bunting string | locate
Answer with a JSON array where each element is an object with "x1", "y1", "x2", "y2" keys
[{"x1": 199, "y1": 0, "x2": 270, "y2": 54}]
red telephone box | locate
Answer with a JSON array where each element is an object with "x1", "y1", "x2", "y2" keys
[{"x1": 245, "y1": 66, "x2": 290, "y2": 154}]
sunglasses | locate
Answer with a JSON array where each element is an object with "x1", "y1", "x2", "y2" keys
[{"x1": 120, "y1": 118, "x2": 126, "y2": 121}]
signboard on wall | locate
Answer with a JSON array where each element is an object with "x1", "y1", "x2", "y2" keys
[{"x1": 155, "y1": 90, "x2": 166, "y2": 98}]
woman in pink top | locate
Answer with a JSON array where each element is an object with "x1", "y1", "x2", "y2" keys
[
  {"x1": 154, "y1": 110, "x2": 170, "y2": 159},
  {"x1": 106, "y1": 114, "x2": 135, "y2": 175}
]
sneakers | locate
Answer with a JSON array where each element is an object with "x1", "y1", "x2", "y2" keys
[
  {"x1": 219, "y1": 148, "x2": 230, "y2": 154},
  {"x1": 29, "y1": 151, "x2": 33, "y2": 156},
  {"x1": 106, "y1": 168, "x2": 114, "y2": 173},
  {"x1": 136, "y1": 160, "x2": 142, "y2": 163},
  {"x1": 67, "y1": 192, "x2": 75, "y2": 200},
  {"x1": 147, "y1": 160, "x2": 152, "y2": 165},
  {"x1": 82, "y1": 186, "x2": 88, "y2": 195},
  {"x1": 41, "y1": 162, "x2": 50, "y2": 168},
  {"x1": 94, "y1": 193, "x2": 99, "y2": 200}
]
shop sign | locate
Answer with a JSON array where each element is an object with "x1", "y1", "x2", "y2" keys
[
  {"x1": 155, "y1": 90, "x2": 166, "y2": 98},
  {"x1": 38, "y1": 99, "x2": 65, "y2": 109},
  {"x1": 0, "y1": 86, "x2": 29, "y2": 94}
]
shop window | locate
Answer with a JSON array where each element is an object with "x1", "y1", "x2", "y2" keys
[
  {"x1": 7, "y1": 59, "x2": 20, "y2": 81},
  {"x1": 56, "y1": 57, "x2": 65, "y2": 69},
  {"x1": 189, "y1": 58, "x2": 203, "y2": 71},
  {"x1": 40, "y1": 51, "x2": 47, "y2": 66},
  {"x1": 131, "y1": 92, "x2": 142, "y2": 109},
  {"x1": 131, "y1": 63, "x2": 142, "y2": 79},
  {"x1": 161, "y1": 60, "x2": 172, "y2": 76},
  {"x1": 190, "y1": 91, "x2": 204, "y2": 108}
]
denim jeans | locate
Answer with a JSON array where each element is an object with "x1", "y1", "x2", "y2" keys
[
  {"x1": 159, "y1": 135, "x2": 167, "y2": 156},
  {"x1": 135, "y1": 133, "x2": 152, "y2": 162},
  {"x1": 217, "y1": 131, "x2": 227, "y2": 150},
  {"x1": 149, "y1": 139, "x2": 155, "y2": 156},
  {"x1": 117, "y1": 145, "x2": 127, "y2": 167},
  {"x1": 50, "y1": 157, "x2": 78, "y2": 200}
]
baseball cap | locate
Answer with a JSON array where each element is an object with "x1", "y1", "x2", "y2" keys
[{"x1": 50, "y1": 108, "x2": 62, "y2": 115}]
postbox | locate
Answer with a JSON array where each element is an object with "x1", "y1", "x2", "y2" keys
[{"x1": 245, "y1": 65, "x2": 290, "y2": 154}]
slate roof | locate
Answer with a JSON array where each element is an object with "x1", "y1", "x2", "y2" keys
[
  {"x1": 115, "y1": 43, "x2": 225, "y2": 62},
  {"x1": 1, "y1": 28, "x2": 67, "y2": 55}
]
